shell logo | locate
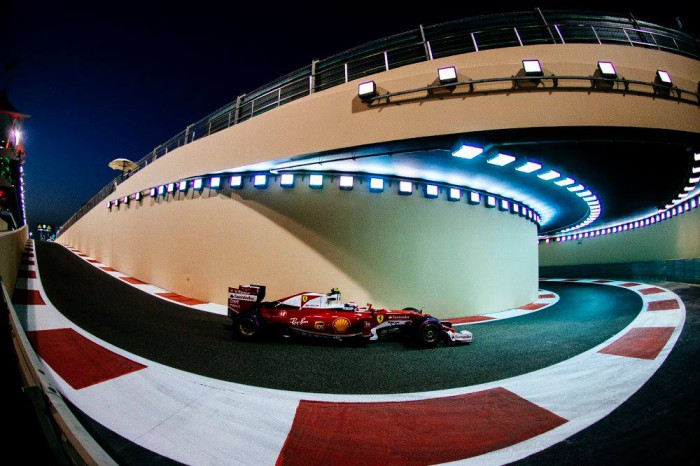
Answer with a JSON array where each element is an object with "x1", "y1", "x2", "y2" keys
[{"x1": 332, "y1": 317, "x2": 351, "y2": 333}]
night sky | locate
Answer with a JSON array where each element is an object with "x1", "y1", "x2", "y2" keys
[{"x1": 2, "y1": 1, "x2": 697, "y2": 229}]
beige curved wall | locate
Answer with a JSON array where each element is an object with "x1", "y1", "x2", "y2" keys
[
  {"x1": 539, "y1": 208, "x2": 700, "y2": 266},
  {"x1": 0, "y1": 226, "x2": 28, "y2": 297},
  {"x1": 58, "y1": 44, "x2": 700, "y2": 316},
  {"x1": 60, "y1": 180, "x2": 537, "y2": 316}
]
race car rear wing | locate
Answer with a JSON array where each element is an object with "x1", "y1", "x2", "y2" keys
[{"x1": 228, "y1": 284, "x2": 266, "y2": 315}]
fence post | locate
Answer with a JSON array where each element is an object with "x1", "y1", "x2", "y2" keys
[
  {"x1": 419, "y1": 24, "x2": 431, "y2": 60},
  {"x1": 536, "y1": 7, "x2": 557, "y2": 44},
  {"x1": 310, "y1": 59, "x2": 318, "y2": 94},
  {"x1": 233, "y1": 94, "x2": 244, "y2": 124}
]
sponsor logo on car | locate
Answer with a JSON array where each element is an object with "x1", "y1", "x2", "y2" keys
[
  {"x1": 332, "y1": 317, "x2": 351, "y2": 333},
  {"x1": 314, "y1": 321, "x2": 324, "y2": 330},
  {"x1": 290, "y1": 317, "x2": 309, "y2": 326},
  {"x1": 376, "y1": 314, "x2": 384, "y2": 324},
  {"x1": 387, "y1": 314, "x2": 411, "y2": 320}
]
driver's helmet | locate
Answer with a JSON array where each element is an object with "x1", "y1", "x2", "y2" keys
[{"x1": 327, "y1": 287, "x2": 341, "y2": 302}]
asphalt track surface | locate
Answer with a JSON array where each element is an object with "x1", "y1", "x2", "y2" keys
[
  {"x1": 28, "y1": 242, "x2": 700, "y2": 464},
  {"x1": 36, "y1": 241, "x2": 642, "y2": 395}
]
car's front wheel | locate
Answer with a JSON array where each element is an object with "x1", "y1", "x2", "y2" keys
[
  {"x1": 412, "y1": 316, "x2": 442, "y2": 348},
  {"x1": 236, "y1": 313, "x2": 264, "y2": 341}
]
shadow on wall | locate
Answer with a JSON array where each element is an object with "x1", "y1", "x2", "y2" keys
[{"x1": 226, "y1": 178, "x2": 536, "y2": 313}]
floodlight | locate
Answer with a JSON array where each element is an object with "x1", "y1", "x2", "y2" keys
[
  {"x1": 597, "y1": 61, "x2": 617, "y2": 77},
  {"x1": 452, "y1": 145, "x2": 483, "y2": 159},
  {"x1": 106, "y1": 201, "x2": 111, "y2": 209},
  {"x1": 167, "y1": 183, "x2": 175, "y2": 193},
  {"x1": 158, "y1": 185, "x2": 165, "y2": 195},
  {"x1": 398, "y1": 181, "x2": 413, "y2": 195},
  {"x1": 425, "y1": 184, "x2": 439, "y2": 198},
  {"x1": 522, "y1": 59, "x2": 543, "y2": 76},
  {"x1": 695, "y1": 153, "x2": 700, "y2": 161},
  {"x1": 516, "y1": 161, "x2": 541, "y2": 173},
  {"x1": 538, "y1": 170, "x2": 560, "y2": 181},
  {"x1": 486, "y1": 196, "x2": 496, "y2": 208},
  {"x1": 499, "y1": 199, "x2": 509, "y2": 211},
  {"x1": 122, "y1": 196, "x2": 129, "y2": 204},
  {"x1": 656, "y1": 70, "x2": 672, "y2": 85},
  {"x1": 577, "y1": 190, "x2": 592, "y2": 197},
  {"x1": 309, "y1": 174, "x2": 323, "y2": 188},
  {"x1": 132, "y1": 192, "x2": 142, "y2": 201},
  {"x1": 210, "y1": 177, "x2": 221, "y2": 189},
  {"x1": 358, "y1": 81, "x2": 377, "y2": 101},
  {"x1": 555, "y1": 178, "x2": 575, "y2": 186},
  {"x1": 369, "y1": 178, "x2": 384, "y2": 192},
  {"x1": 583, "y1": 195, "x2": 597, "y2": 202},
  {"x1": 487, "y1": 153, "x2": 516, "y2": 166},
  {"x1": 339, "y1": 175, "x2": 354, "y2": 190},
  {"x1": 522, "y1": 207, "x2": 529, "y2": 217},
  {"x1": 193, "y1": 178, "x2": 203, "y2": 190},
  {"x1": 150, "y1": 187, "x2": 156, "y2": 197},
  {"x1": 689, "y1": 176, "x2": 700, "y2": 184},
  {"x1": 179, "y1": 180, "x2": 188, "y2": 191},
  {"x1": 448, "y1": 188, "x2": 461, "y2": 201},
  {"x1": 568, "y1": 184, "x2": 585, "y2": 192},
  {"x1": 280, "y1": 174, "x2": 295, "y2": 187},
  {"x1": 468, "y1": 191, "x2": 481, "y2": 204},
  {"x1": 230, "y1": 175, "x2": 243, "y2": 188},
  {"x1": 438, "y1": 66, "x2": 458, "y2": 85},
  {"x1": 511, "y1": 203, "x2": 520, "y2": 214},
  {"x1": 253, "y1": 174, "x2": 267, "y2": 188}
]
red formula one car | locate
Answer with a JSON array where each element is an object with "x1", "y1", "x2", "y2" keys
[{"x1": 227, "y1": 285, "x2": 472, "y2": 347}]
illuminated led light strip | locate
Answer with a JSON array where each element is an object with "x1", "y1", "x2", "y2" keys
[
  {"x1": 541, "y1": 193, "x2": 700, "y2": 243},
  {"x1": 118, "y1": 172, "x2": 542, "y2": 226}
]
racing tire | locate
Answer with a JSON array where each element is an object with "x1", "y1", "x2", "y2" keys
[
  {"x1": 236, "y1": 313, "x2": 264, "y2": 341},
  {"x1": 412, "y1": 316, "x2": 442, "y2": 348}
]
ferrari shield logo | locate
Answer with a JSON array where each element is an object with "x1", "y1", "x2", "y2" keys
[
  {"x1": 376, "y1": 314, "x2": 384, "y2": 324},
  {"x1": 301, "y1": 295, "x2": 309, "y2": 304}
]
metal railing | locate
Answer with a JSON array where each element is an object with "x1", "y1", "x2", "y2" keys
[{"x1": 58, "y1": 10, "x2": 699, "y2": 235}]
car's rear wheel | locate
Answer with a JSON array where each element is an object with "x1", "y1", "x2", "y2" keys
[
  {"x1": 237, "y1": 313, "x2": 264, "y2": 341},
  {"x1": 412, "y1": 316, "x2": 441, "y2": 348}
]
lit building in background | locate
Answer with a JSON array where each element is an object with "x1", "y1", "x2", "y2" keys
[{"x1": 0, "y1": 89, "x2": 30, "y2": 231}]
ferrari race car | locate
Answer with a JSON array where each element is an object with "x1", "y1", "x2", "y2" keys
[{"x1": 227, "y1": 285, "x2": 472, "y2": 348}]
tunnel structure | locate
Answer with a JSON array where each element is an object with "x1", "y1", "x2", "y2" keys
[{"x1": 57, "y1": 12, "x2": 700, "y2": 316}]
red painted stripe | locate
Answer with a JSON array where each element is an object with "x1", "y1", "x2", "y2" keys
[
  {"x1": 12, "y1": 289, "x2": 45, "y2": 305},
  {"x1": 562, "y1": 279, "x2": 580, "y2": 282},
  {"x1": 155, "y1": 292, "x2": 206, "y2": 305},
  {"x1": 87, "y1": 259, "x2": 101, "y2": 264},
  {"x1": 100, "y1": 266, "x2": 116, "y2": 272},
  {"x1": 639, "y1": 287, "x2": 665, "y2": 295},
  {"x1": 26, "y1": 329, "x2": 146, "y2": 389},
  {"x1": 648, "y1": 299, "x2": 680, "y2": 311},
  {"x1": 20, "y1": 260, "x2": 35, "y2": 265},
  {"x1": 592, "y1": 279, "x2": 614, "y2": 283},
  {"x1": 17, "y1": 270, "x2": 37, "y2": 279},
  {"x1": 539, "y1": 293, "x2": 556, "y2": 299},
  {"x1": 445, "y1": 315, "x2": 496, "y2": 324},
  {"x1": 619, "y1": 282, "x2": 642, "y2": 288},
  {"x1": 277, "y1": 387, "x2": 567, "y2": 466},
  {"x1": 120, "y1": 276, "x2": 148, "y2": 285},
  {"x1": 599, "y1": 327, "x2": 675, "y2": 360},
  {"x1": 77, "y1": 254, "x2": 88, "y2": 257},
  {"x1": 518, "y1": 303, "x2": 548, "y2": 311}
]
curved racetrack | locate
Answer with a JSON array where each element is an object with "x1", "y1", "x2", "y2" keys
[{"x1": 36, "y1": 242, "x2": 641, "y2": 394}]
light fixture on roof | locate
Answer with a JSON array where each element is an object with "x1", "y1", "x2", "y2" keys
[
  {"x1": 179, "y1": 180, "x2": 188, "y2": 191},
  {"x1": 555, "y1": 177, "x2": 575, "y2": 187},
  {"x1": 656, "y1": 70, "x2": 672, "y2": 85},
  {"x1": 230, "y1": 175, "x2": 243, "y2": 188},
  {"x1": 438, "y1": 66, "x2": 458, "y2": 85},
  {"x1": 499, "y1": 199, "x2": 509, "y2": 211},
  {"x1": 193, "y1": 178, "x2": 203, "y2": 190},
  {"x1": 487, "y1": 153, "x2": 516, "y2": 166},
  {"x1": 486, "y1": 196, "x2": 496, "y2": 208},
  {"x1": 452, "y1": 145, "x2": 483, "y2": 159},
  {"x1": 468, "y1": 191, "x2": 481, "y2": 205},
  {"x1": 597, "y1": 61, "x2": 617, "y2": 78},
  {"x1": 568, "y1": 184, "x2": 585, "y2": 192},
  {"x1": 399, "y1": 181, "x2": 413, "y2": 195},
  {"x1": 537, "y1": 170, "x2": 560, "y2": 181},
  {"x1": 210, "y1": 176, "x2": 221, "y2": 189},
  {"x1": 522, "y1": 59, "x2": 543, "y2": 76},
  {"x1": 448, "y1": 188, "x2": 461, "y2": 201},
  {"x1": 369, "y1": 177, "x2": 384, "y2": 192},
  {"x1": 309, "y1": 174, "x2": 323, "y2": 188},
  {"x1": 150, "y1": 187, "x2": 156, "y2": 197},
  {"x1": 280, "y1": 173, "x2": 295, "y2": 187},
  {"x1": 511, "y1": 203, "x2": 520, "y2": 214},
  {"x1": 167, "y1": 183, "x2": 175, "y2": 193},
  {"x1": 253, "y1": 174, "x2": 268, "y2": 188},
  {"x1": 516, "y1": 161, "x2": 541, "y2": 173},
  {"x1": 425, "y1": 184, "x2": 439, "y2": 198},
  {"x1": 339, "y1": 175, "x2": 354, "y2": 190},
  {"x1": 358, "y1": 81, "x2": 378, "y2": 101}
]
